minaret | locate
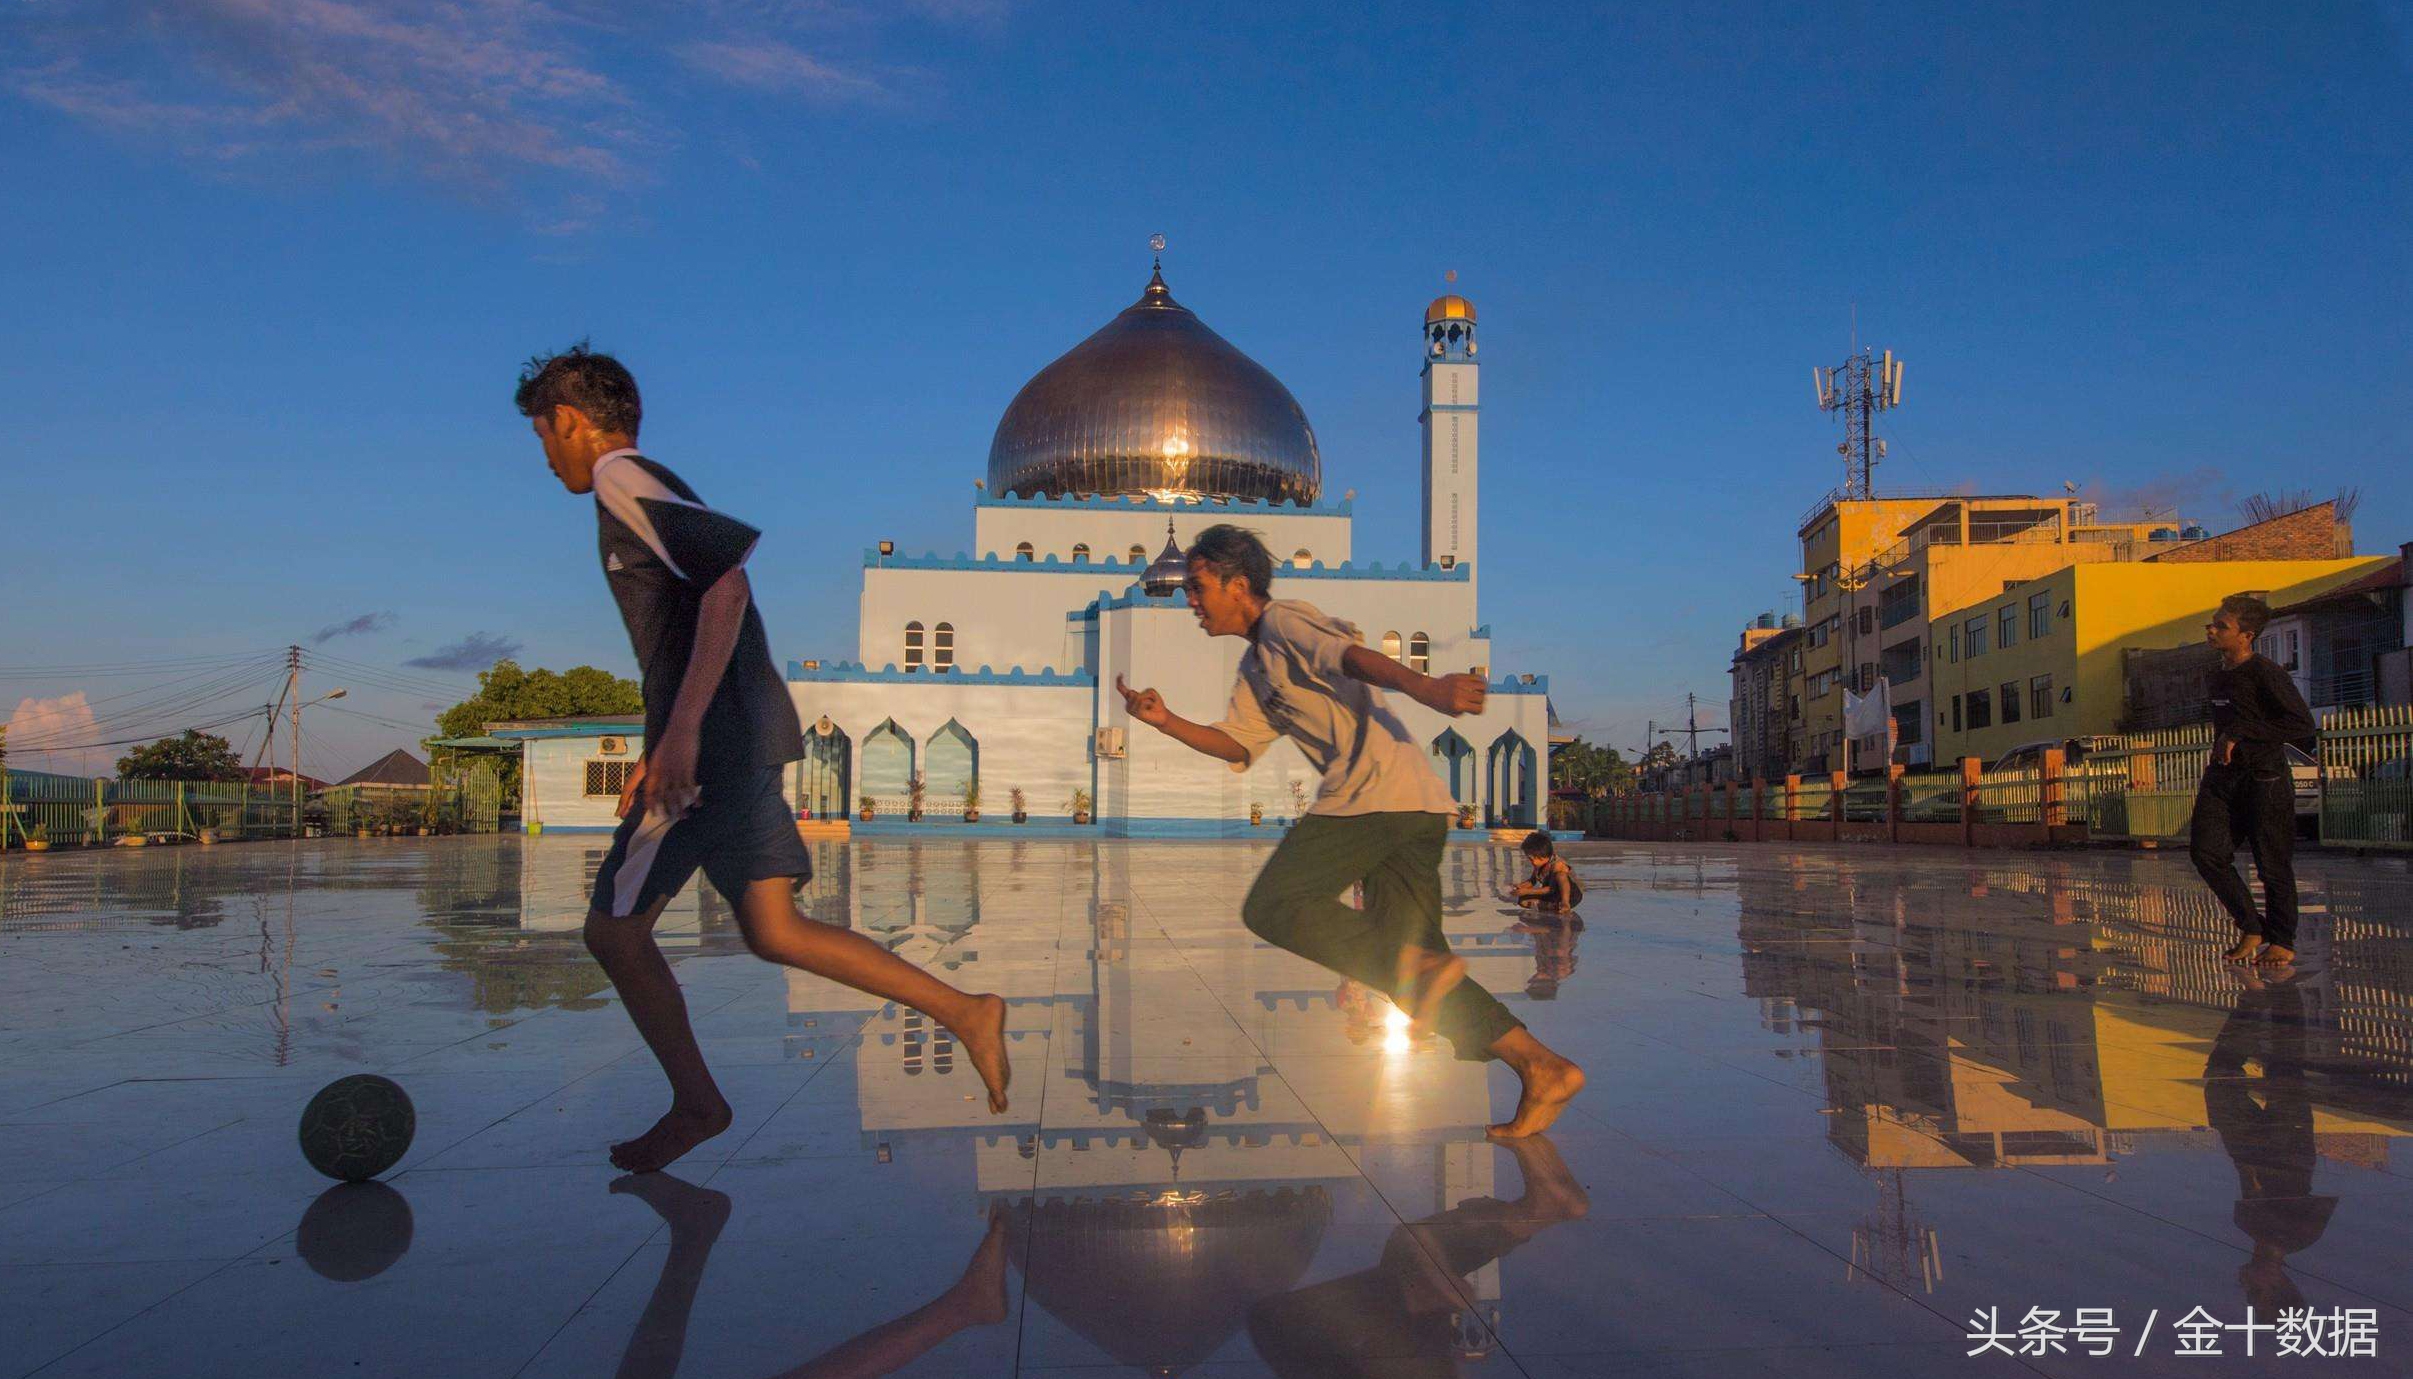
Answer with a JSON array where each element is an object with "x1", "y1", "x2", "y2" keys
[{"x1": 1420, "y1": 289, "x2": 1479, "y2": 598}]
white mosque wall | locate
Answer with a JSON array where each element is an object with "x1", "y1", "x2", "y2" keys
[
  {"x1": 1262, "y1": 571, "x2": 1487, "y2": 679},
  {"x1": 783, "y1": 672, "x2": 1094, "y2": 818},
  {"x1": 972, "y1": 496, "x2": 1352, "y2": 568},
  {"x1": 858, "y1": 562, "x2": 1134, "y2": 674}
]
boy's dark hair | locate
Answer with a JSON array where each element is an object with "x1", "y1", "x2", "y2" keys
[
  {"x1": 2218, "y1": 594, "x2": 2273, "y2": 641},
  {"x1": 516, "y1": 342, "x2": 641, "y2": 436},
  {"x1": 1521, "y1": 830, "x2": 1555, "y2": 857},
  {"x1": 1187, "y1": 524, "x2": 1275, "y2": 598}
]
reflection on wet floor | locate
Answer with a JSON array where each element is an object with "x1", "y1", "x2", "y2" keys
[{"x1": 2, "y1": 835, "x2": 2411, "y2": 1375}]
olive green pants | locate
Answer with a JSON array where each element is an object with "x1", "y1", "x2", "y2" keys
[{"x1": 1241, "y1": 811, "x2": 1522, "y2": 1061}]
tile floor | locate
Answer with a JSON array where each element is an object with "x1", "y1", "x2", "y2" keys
[{"x1": 3, "y1": 834, "x2": 2411, "y2": 1376}]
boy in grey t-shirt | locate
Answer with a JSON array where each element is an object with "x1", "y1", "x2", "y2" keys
[{"x1": 1119, "y1": 525, "x2": 1586, "y2": 1138}]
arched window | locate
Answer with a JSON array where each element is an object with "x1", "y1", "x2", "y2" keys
[
  {"x1": 1293, "y1": 549, "x2": 1313, "y2": 568},
  {"x1": 861, "y1": 719, "x2": 915, "y2": 803},
  {"x1": 1408, "y1": 632, "x2": 1430, "y2": 674},
  {"x1": 903, "y1": 621, "x2": 924, "y2": 672},
  {"x1": 1071, "y1": 543, "x2": 1090, "y2": 563},
  {"x1": 1381, "y1": 630, "x2": 1403, "y2": 661},
  {"x1": 926, "y1": 718, "x2": 978, "y2": 807},
  {"x1": 1128, "y1": 544, "x2": 1146, "y2": 563},
  {"x1": 933, "y1": 622, "x2": 955, "y2": 672},
  {"x1": 1014, "y1": 542, "x2": 1033, "y2": 562}
]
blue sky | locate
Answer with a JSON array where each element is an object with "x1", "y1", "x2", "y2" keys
[{"x1": 4, "y1": 0, "x2": 2408, "y2": 777}]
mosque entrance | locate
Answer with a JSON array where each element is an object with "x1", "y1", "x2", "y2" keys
[
  {"x1": 1487, "y1": 729, "x2": 1536, "y2": 828},
  {"x1": 798, "y1": 719, "x2": 852, "y2": 820}
]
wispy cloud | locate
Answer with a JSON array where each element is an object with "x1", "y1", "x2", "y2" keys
[
  {"x1": 404, "y1": 632, "x2": 522, "y2": 671},
  {"x1": 676, "y1": 38, "x2": 901, "y2": 103},
  {"x1": 2080, "y1": 466, "x2": 2234, "y2": 523},
  {"x1": 310, "y1": 611, "x2": 396, "y2": 644},
  {"x1": 8, "y1": 0, "x2": 1004, "y2": 202}
]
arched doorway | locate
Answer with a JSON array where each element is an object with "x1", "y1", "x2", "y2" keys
[
  {"x1": 1429, "y1": 729, "x2": 1475, "y2": 808},
  {"x1": 861, "y1": 719, "x2": 915, "y2": 810},
  {"x1": 1486, "y1": 729, "x2": 1536, "y2": 827},
  {"x1": 798, "y1": 718, "x2": 851, "y2": 819},
  {"x1": 925, "y1": 719, "x2": 978, "y2": 813}
]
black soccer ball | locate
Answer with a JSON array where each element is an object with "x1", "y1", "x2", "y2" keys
[{"x1": 298, "y1": 1074, "x2": 416, "y2": 1182}]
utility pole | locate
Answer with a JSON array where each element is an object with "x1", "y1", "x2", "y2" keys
[
  {"x1": 285, "y1": 645, "x2": 303, "y2": 838},
  {"x1": 1686, "y1": 693, "x2": 1700, "y2": 760},
  {"x1": 1813, "y1": 348, "x2": 1904, "y2": 501}
]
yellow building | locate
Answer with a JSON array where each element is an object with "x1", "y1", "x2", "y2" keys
[
  {"x1": 1792, "y1": 493, "x2": 2170, "y2": 770},
  {"x1": 1926, "y1": 556, "x2": 2389, "y2": 764}
]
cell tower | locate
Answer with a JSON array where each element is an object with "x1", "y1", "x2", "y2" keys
[{"x1": 1813, "y1": 348, "x2": 1904, "y2": 500}]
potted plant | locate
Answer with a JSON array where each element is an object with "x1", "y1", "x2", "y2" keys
[
  {"x1": 1010, "y1": 787, "x2": 1027, "y2": 824},
  {"x1": 962, "y1": 781, "x2": 981, "y2": 823},
  {"x1": 23, "y1": 822, "x2": 49, "y2": 853},
  {"x1": 1249, "y1": 801, "x2": 1264, "y2": 826},
  {"x1": 858, "y1": 794, "x2": 878, "y2": 822},
  {"x1": 1456, "y1": 802, "x2": 1476, "y2": 830},
  {"x1": 1068, "y1": 786, "x2": 1093, "y2": 825},
  {"x1": 907, "y1": 773, "x2": 926, "y2": 822}
]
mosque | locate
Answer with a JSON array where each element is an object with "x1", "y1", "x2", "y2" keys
[{"x1": 509, "y1": 261, "x2": 1555, "y2": 834}]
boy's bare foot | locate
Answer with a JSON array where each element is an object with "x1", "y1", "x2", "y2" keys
[
  {"x1": 952, "y1": 994, "x2": 1011, "y2": 1114},
  {"x1": 1489, "y1": 1053, "x2": 1585, "y2": 1139},
  {"x1": 1403, "y1": 953, "x2": 1466, "y2": 1040},
  {"x1": 2222, "y1": 936, "x2": 2265, "y2": 964},
  {"x1": 1495, "y1": 1134, "x2": 1589, "y2": 1221},
  {"x1": 610, "y1": 1100, "x2": 734, "y2": 1173},
  {"x1": 609, "y1": 1169, "x2": 733, "y2": 1238},
  {"x1": 2255, "y1": 944, "x2": 2296, "y2": 967}
]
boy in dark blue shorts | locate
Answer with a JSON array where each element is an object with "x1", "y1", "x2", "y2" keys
[{"x1": 518, "y1": 346, "x2": 1010, "y2": 1172}]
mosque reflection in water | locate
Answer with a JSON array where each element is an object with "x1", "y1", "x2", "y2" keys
[
  {"x1": 1731, "y1": 849, "x2": 2413, "y2": 1308},
  {"x1": 489, "y1": 834, "x2": 1566, "y2": 1375}
]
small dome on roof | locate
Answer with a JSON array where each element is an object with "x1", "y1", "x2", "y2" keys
[
  {"x1": 1424, "y1": 293, "x2": 1476, "y2": 326},
  {"x1": 1142, "y1": 521, "x2": 1187, "y2": 598}
]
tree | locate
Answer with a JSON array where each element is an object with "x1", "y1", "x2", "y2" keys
[
  {"x1": 1636, "y1": 742, "x2": 1681, "y2": 775},
  {"x1": 433, "y1": 660, "x2": 642, "y2": 740},
  {"x1": 117, "y1": 729, "x2": 246, "y2": 781},
  {"x1": 431, "y1": 660, "x2": 643, "y2": 809},
  {"x1": 1549, "y1": 737, "x2": 1634, "y2": 798}
]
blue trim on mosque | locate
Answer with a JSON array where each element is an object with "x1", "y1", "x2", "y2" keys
[
  {"x1": 786, "y1": 660, "x2": 1094, "y2": 686},
  {"x1": 862, "y1": 550, "x2": 1469, "y2": 580},
  {"x1": 976, "y1": 491, "x2": 1352, "y2": 516},
  {"x1": 1470, "y1": 624, "x2": 1493, "y2": 638}
]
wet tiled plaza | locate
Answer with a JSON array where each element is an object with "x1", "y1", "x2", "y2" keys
[{"x1": 3, "y1": 833, "x2": 2411, "y2": 1377}]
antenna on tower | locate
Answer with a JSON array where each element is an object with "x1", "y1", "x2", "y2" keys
[{"x1": 1816, "y1": 342, "x2": 1904, "y2": 501}]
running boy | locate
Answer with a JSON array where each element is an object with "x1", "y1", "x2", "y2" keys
[
  {"x1": 518, "y1": 345, "x2": 1008, "y2": 1172},
  {"x1": 1118, "y1": 524, "x2": 1584, "y2": 1137}
]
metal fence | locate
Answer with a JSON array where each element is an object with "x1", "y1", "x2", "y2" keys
[
  {"x1": 3, "y1": 771, "x2": 505, "y2": 850},
  {"x1": 2320, "y1": 705, "x2": 2413, "y2": 848},
  {"x1": 1595, "y1": 705, "x2": 2413, "y2": 853}
]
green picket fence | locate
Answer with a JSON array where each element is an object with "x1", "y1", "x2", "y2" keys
[
  {"x1": 2320, "y1": 705, "x2": 2413, "y2": 849},
  {"x1": 3, "y1": 770, "x2": 506, "y2": 850}
]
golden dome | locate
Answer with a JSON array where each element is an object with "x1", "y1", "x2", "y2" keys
[
  {"x1": 1424, "y1": 294, "x2": 1476, "y2": 326},
  {"x1": 986, "y1": 267, "x2": 1322, "y2": 505}
]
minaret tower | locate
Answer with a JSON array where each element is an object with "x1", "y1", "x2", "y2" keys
[{"x1": 1420, "y1": 285, "x2": 1479, "y2": 599}]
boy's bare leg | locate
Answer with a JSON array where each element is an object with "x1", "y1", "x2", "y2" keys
[
  {"x1": 735, "y1": 879, "x2": 1011, "y2": 1114},
  {"x1": 584, "y1": 899, "x2": 735, "y2": 1173},
  {"x1": 609, "y1": 1172, "x2": 732, "y2": 1379},
  {"x1": 767, "y1": 1206, "x2": 1013, "y2": 1379},
  {"x1": 1486, "y1": 1026, "x2": 1586, "y2": 1139}
]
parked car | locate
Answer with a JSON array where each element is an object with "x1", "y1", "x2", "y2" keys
[{"x1": 1985, "y1": 736, "x2": 2125, "y2": 775}]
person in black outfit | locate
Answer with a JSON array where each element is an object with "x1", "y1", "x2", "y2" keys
[
  {"x1": 2189, "y1": 594, "x2": 2316, "y2": 967},
  {"x1": 517, "y1": 346, "x2": 1011, "y2": 1173}
]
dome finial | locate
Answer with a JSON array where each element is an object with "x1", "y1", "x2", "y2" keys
[{"x1": 1144, "y1": 233, "x2": 1170, "y2": 301}]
